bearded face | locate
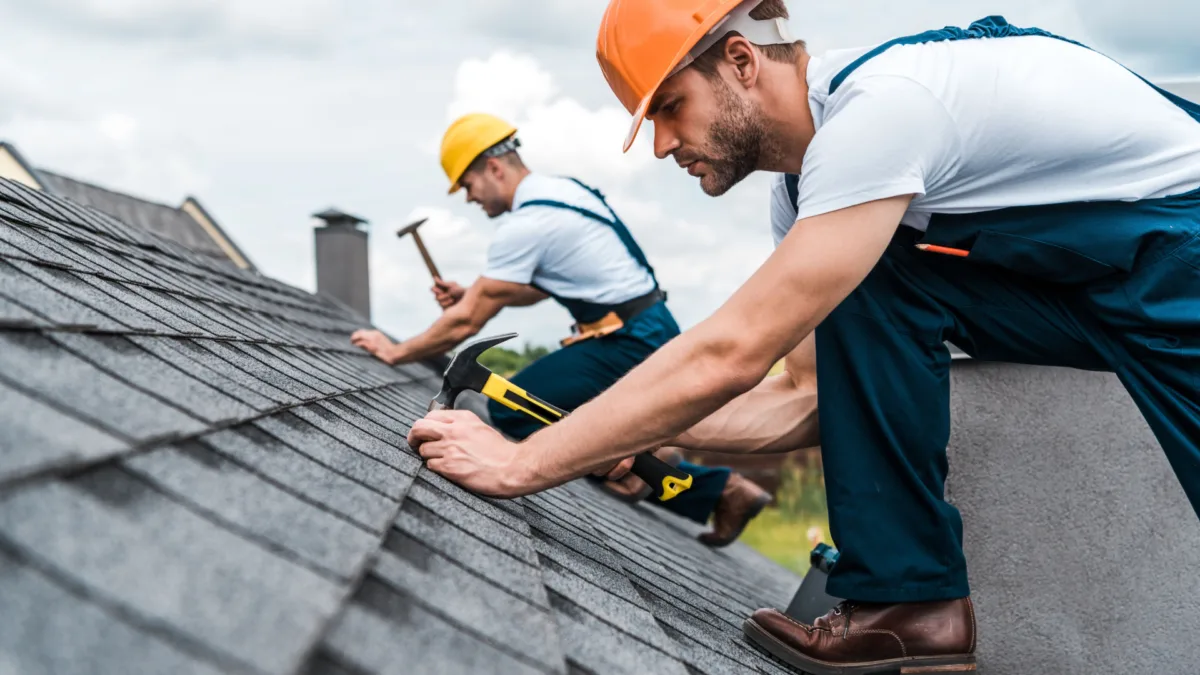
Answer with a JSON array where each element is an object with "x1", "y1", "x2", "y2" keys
[
  {"x1": 697, "y1": 77, "x2": 773, "y2": 195},
  {"x1": 651, "y1": 68, "x2": 778, "y2": 197}
]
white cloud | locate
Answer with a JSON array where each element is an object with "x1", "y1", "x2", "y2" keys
[
  {"x1": 12, "y1": 0, "x2": 341, "y2": 52},
  {"x1": 1, "y1": 113, "x2": 210, "y2": 201},
  {"x1": 97, "y1": 113, "x2": 139, "y2": 144},
  {"x1": 438, "y1": 50, "x2": 654, "y2": 189}
]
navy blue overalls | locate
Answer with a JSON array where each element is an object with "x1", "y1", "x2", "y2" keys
[
  {"x1": 487, "y1": 178, "x2": 732, "y2": 524},
  {"x1": 814, "y1": 17, "x2": 1200, "y2": 603}
]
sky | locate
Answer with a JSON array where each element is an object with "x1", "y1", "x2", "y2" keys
[{"x1": 2, "y1": 0, "x2": 1199, "y2": 348}]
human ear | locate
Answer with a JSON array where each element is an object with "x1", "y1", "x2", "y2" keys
[{"x1": 723, "y1": 36, "x2": 759, "y2": 89}]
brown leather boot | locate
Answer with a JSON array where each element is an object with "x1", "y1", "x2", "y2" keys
[
  {"x1": 743, "y1": 599, "x2": 977, "y2": 674},
  {"x1": 697, "y1": 472, "x2": 772, "y2": 548}
]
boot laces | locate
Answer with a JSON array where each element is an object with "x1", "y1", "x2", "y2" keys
[{"x1": 831, "y1": 601, "x2": 857, "y2": 638}]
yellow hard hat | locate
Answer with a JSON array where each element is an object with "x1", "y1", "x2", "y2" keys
[{"x1": 440, "y1": 113, "x2": 519, "y2": 194}]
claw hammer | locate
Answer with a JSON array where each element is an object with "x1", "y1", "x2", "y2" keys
[{"x1": 427, "y1": 333, "x2": 694, "y2": 502}]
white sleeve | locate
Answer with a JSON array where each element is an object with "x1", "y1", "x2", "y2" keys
[
  {"x1": 482, "y1": 213, "x2": 546, "y2": 285},
  {"x1": 769, "y1": 173, "x2": 799, "y2": 247},
  {"x1": 795, "y1": 75, "x2": 962, "y2": 222}
]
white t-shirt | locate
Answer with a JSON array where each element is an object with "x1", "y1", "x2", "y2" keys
[
  {"x1": 484, "y1": 173, "x2": 656, "y2": 303},
  {"x1": 774, "y1": 33, "x2": 1200, "y2": 244}
]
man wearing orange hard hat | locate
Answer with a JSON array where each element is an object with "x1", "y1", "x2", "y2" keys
[
  {"x1": 408, "y1": 1, "x2": 1200, "y2": 672},
  {"x1": 353, "y1": 112, "x2": 773, "y2": 547}
]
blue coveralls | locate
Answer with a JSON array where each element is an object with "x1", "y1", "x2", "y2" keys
[
  {"x1": 815, "y1": 17, "x2": 1200, "y2": 604},
  {"x1": 486, "y1": 178, "x2": 731, "y2": 524}
]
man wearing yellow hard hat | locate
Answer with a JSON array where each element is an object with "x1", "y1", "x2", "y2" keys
[
  {"x1": 407, "y1": 0, "x2": 1200, "y2": 671},
  {"x1": 352, "y1": 112, "x2": 772, "y2": 547}
]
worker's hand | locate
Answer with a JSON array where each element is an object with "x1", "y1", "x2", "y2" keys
[
  {"x1": 432, "y1": 279, "x2": 466, "y2": 309},
  {"x1": 350, "y1": 329, "x2": 397, "y2": 364},
  {"x1": 593, "y1": 457, "x2": 636, "y2": 482},
  {"x1": 409, "y1": 409, "x2": 542, "y2": 498}
]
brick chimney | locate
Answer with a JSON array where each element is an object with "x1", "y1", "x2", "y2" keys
[{"x1": 313, "y1": 207, "x2": 371, "y2": 320}]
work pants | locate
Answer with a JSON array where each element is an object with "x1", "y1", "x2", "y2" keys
[{"x1": 818, "y1": 224, "x2": 1200, "y2": 602}]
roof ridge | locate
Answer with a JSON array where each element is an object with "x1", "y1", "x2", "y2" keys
[{"x1": 35, "y1": 168, "x2": 184, "y2": 213}]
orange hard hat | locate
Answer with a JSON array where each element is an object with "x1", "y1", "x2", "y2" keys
[{"x1": 597, "y1": 0, "x2": 795, "y2": 152}]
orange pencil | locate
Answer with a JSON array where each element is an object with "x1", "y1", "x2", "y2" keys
[{"x1": 915, "y1": 243, "x2": 971, "y2": 258}]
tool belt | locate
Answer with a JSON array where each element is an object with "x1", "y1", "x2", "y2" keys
[{"x1": 561, "y1": 288, "x2": 666, "y2": 347}]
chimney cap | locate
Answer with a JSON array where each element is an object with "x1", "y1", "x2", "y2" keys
[{"x1": 313, "y1": 207, "x2": 369, "y2": 229}]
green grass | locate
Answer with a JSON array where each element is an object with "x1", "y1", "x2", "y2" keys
[{"x1": 740, "y1": 450, "x2": 833, "y2": 575}]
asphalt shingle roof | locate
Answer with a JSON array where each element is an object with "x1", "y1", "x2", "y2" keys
[
  {"x1": 35, "y1": 169, "x2": 254, "y2": 270},
  {"x1": 0, "y1": 176, "x2": 801, "y2": 675}
]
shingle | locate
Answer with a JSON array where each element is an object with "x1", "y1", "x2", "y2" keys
[
  {"x1": 339, "y1": 392, "x2": 417, "y2": 433},
  {"x1": 125, "y1": 335, "x2": 278, "y2": 412},
  {"x1": 201, "y1": 427, "x2": 398, "y2": 533},
  {"x1": 538, "y1": 555, "x2": 679, "y2": 657},
  {"x1": 318, "y1": 399, "x2": 410, "y2": 448},
  {"x1": 394, "y1": 500, "x2": 548, "y2": 607},
  {"x1": 0, "y1": 378, "x2": 127, "y2": 485},
  {"x1": 318, "y1": 351, "x2": 395, "y2": 388},
  {"x1": 548, "y1": 590, "x2": 689, "y2": 675},
  {"x1": 0, "y1": 550, "x2": 228, "y2": 675},
  {"x1": 371, "y1": 534, "x2": 564, "y2": 672},
  {"x1": 82, "y1": 277, "x2": 207, "y2": 335},
  {"x1": 0, "y1": 332, "x2": 205, "y2": 443},
  {"x1": 271, "y1": 345, "x2": 357, "y2": 389},
  {"x1": 9, "y1": 260, "x2": 166, "y2": 333},
  {"x1": 82, "y1": 244, "x2": 160, "y2": 285},
  {"x1": 0, "y1": 292, "x2": 48, "y2": 328},
  {"x1": 123, "y1": 285, "x2": 237, "y2": 338},
  {"x1": 20, "y1": 227, "x2": 110, "y2": 275},
  {"x1": 90, "y1": 243, "x2": 162, "y2": 283},
  {"x1": 290, "y1": 403, "x2": 421, "y2": 475},
  {"x1": 0, "y1": 259, "x2": 119, "y2": 330},
  {"x1": 254, "y1": 413, "x2": 412, "y2": 500},
  {"x1": 0, "y1": 220, "x2": 84, "y2": 269},
  {"x1": 189, "y1": 299, "x2": 254, "y2": 339},
  {"x1": 420, "y1": 468, "x2": 530, "y2": 522},
  {"x1": 522, "y1": 507, "x2": 628, "y2": 578},
  {"x1": 240, "y1": 343, "x2": 339, "y2": 396},
  {"x1": 321, "y1": 578, "x2": 552, "y2": 675},
  {"x1": 630, "y1": 582, "x2": 773, "y2": 675},
  {"x1": 0, "y1": 471, "x2": 345, "y2": 674},
  {"x1": 51, "y1": 333, "x2": 257, "y2": 426},
  {"x1": 0, "y1": 178, "x2": 40, "y2": 209},
  {"x1": 199, "y1": 340, "x2": 321, "y2": 400},
  {"x1": 162, "y1": 338, "x2": 295, "y2": 406},
  {"x1": 407, "y1": 478, "x2": 535, "y2": 563},
  {"x1": 124, "y1": 442, "x2": 379, "y2": 580}
]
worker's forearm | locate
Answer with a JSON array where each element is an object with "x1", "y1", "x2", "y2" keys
[
  {"x1": 672, "y1": 374, "x2": 819, "y2": 454},
  {"x1": 390, "y1": 315, "x2": 477, "y2": 364},
  {"x1": 522, "y1": 318, "x2": 785, "y2": 482}
]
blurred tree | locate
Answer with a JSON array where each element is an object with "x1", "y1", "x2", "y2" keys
[{"x1": 477, "y1": 342, "x2": 552, "y2": 377}]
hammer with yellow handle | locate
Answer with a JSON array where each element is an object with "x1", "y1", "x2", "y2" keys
[{"x1": 427, "y1": 333, "x2": 694, "y2": 502}]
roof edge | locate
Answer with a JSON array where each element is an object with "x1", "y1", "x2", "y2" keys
[
  {"x1": 180, "y1": 196, "x2": 256, "y2": 272},
  {"x1": 0, "y1": 142, "x2": 45, "y2": 191}
]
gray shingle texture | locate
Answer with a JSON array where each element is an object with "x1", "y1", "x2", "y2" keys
[{"x1": 0, "y1": 177, "x2": 801, "y2": 675}]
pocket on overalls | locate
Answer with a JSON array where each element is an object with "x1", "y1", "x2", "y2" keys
[{"x1": 965, "y1": 230, "x2": 1118, "y2": 284}]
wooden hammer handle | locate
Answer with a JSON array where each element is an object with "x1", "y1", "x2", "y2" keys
[{"x1": 410, "y1": 231, "x2": 442, "y2": 280}]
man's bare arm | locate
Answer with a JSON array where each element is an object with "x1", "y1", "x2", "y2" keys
[
  {"x1": 352, "y1": 278, "x2": 547, "y2": 365},
  {"x1": 672, "y1": 333, "x2": 819, "y2": 455},
  {"x1": 516, "y1": 195, "x2": 912, "y2": 486}
]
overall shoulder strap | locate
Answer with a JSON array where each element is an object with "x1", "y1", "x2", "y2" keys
[
  {"x1": 521, "y1": 178, "x2": 659, "y2": 284},
  {"x1": 828, "y1": 15, "x2": 1200, "y2": 125},
  {"x1": 784, "y1": 174, "x2": 800, "y2": 210},
  {"x1": 830, "y1": 16, "x2": 1087, "y2": 96}
]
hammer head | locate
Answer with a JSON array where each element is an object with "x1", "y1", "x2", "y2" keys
[
  {"x1": 428, "y1": 333, "x2": 517, "y2": 412},
  {"x1": 396, "y1": 217, "x2": 429, "y2": 239}
]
